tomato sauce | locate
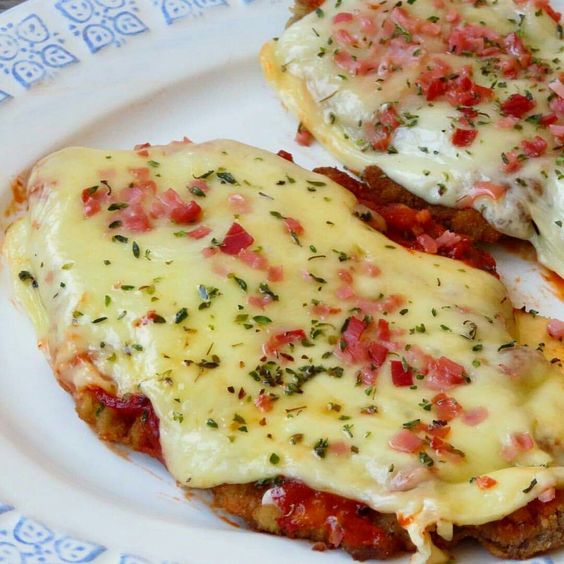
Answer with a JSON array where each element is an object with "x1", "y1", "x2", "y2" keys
[
  {"x1": 365, "y1": 202, "x2": 497, "y2": 275},
  {"x1": 89, "y1": 386, "x2": 162, "y2": 461},
  {"x1": 270, "y1": 479, "x2": 401, "y2": 556}
]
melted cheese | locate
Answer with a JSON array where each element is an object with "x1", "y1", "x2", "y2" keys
[
  {"x1": 4, "y1": 140, "x2": 564, "y2": 562},
  {"x1": 261, "y1": 0, "x2": 564, "y2": 276}
]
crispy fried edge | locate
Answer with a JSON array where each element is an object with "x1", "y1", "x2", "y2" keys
[
  {"x1": 212, "y1": 482, "x2": 564, "y2": 561},
  {"x1": 313, "y1": 166, "x2": 502, "y2": 245}
]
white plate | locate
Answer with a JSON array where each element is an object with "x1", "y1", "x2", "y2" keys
[{"x1": 0, "y1": 0, "x2": 562, "y2": 562}]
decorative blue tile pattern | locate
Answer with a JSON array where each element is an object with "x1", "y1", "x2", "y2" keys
[
  {"x1": 154, "y1": 0, "x2": 227, "y2": 25},
  {"x1": 0, "y1": 502, "x2": 184, "y2": 563},
  {"x1": 0, "y1": 0, "x2": 234, "y2": 96},
  {"x1": 55, "y1": 0, "x2": 149, "y2": 53},
  {"x1": 0, "y1": 13, "x2": 78, "y2": 88},
  {"x1": 119, "y1": 555, "x2": 152, "y2": 564},
  {"x1": 0, "y1": 515, "x2": 105, "y2": 562}
]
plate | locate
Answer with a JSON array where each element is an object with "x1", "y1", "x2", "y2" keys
[{"x1": 0, "y1": 0, "x2": 562, "y2": 562}]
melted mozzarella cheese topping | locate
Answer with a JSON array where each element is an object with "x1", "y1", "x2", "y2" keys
[
  {"x1": 4, "y1": 140, "x2": 564, "y2": 562},
  {"x1": 261, "y1": 0, "x2": 564, "y2": 276}
]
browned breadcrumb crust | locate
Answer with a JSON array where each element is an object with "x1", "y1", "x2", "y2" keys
[
  {"x1": 212, "y1": 482, "x2": 413, "y2": 561},
  {"x1": 75, "y1": 387, "x2": 564, "y2": 561},
  {"x1": 213, "y1": 483, "x2": 564, "y2": 561},
  {"x1": 75, "y1": 388, "x2": 162, "y2": 461},
  {"x1": 77, "y1": 390, "x2": 145, "y2": 444},
  {"x1": 313, "y1": 165, "x2": 502, "y2": 244}
]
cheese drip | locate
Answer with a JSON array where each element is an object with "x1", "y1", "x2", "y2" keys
[
  {"x1": 4, "y1": 140, "x2": 564, "y2": 562},
  {"x1": 261, "y1": 0, "x2": 564, "y2": 276}
]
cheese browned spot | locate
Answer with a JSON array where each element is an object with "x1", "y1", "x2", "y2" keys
[
  {"x1": 3, "y1": 139, "x2": 564, "y2": 562},
  {"x1": 261, "y1": 0, "x2": 564, "y2": 276}
]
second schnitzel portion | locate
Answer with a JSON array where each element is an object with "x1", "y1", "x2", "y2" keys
[{"x1": 261, "y1": 0, "x2": 564, "y2": 276}]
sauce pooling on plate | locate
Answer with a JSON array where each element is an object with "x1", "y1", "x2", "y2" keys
[{"x1": 261, "y1": 0, "x2": 564, "y2": 276}]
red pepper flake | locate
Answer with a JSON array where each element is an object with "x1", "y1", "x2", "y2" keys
[
  {"x1": 476, "y1": 475, "x2": 497, "y2": 490},
  {"x1": 283, "y1": 217, "x2": 304, "y2": 236},
  {"x1": 255, "y1": 393, "x2": 274, "y2": 412},
  {"x1": 151, "y1": 188, "x2": 202, "y2": 224},
  {"x1": 263, "y1": 329, "x2": 307, "y2": 356},
  {"x1": 136, "y1": 310, "x2": 166, "y2": 326},
  {"x1": 419, "y1": 65, "x2": 493, "y2": 107},
  {"x1": 339, "y1": 316, "x2": 368, "y2": 360}
]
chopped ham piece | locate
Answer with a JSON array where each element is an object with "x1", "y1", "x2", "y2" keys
[
  {"x1": 283, "y1": 217, "x2": 304, "y2": 235},
  {"x1": 267, "y1": 265, "x2": 284, "y2": 282},
  {"x1": 220, "y1": 223, "x2": 254, "y2": 255},
  {"x1": 332, "y1": 11, "x2": 354, "y2": 24},
  {"x1": 248, "y1": 294, "x2": 273, "y2": 310},
  {"x1": 255, "y1": 393, "x2": 273, "y2": 412},
  {"x1": 390, "y1": 360, "x2": 413, "y2": 387},
  {"x1": 500, "y1": 93, "x2": 535, "y2": 118},
  {"x1": 120, "y1": 204, "x2": 151, "y2": 232},
  {"x1": 432, "y1": 393, "x2": 462, "y2": 421},
  {"x1": 521, "y1": 136, "x2": 548, "y2": 157},
  {"x1": 452, "y1": 128, "x2": 477, "y2": 147},
  {"x1": 462, "y1": 407, "x2": 489, "y2": 426},
  {"x1": 539, "y1": 488, "x2": 556, "y2": 503},
  {"x1": 228, "y1": 193, "x2": 252, "y2": 214},
  {"x1": 425, "y1": 357, "x2": 466, "y2": 391},
  {"x1": 417, "y1": 234, "x2": 438, "y2": 254},
  {"x1": 295, "y1": 125, "x2": 314, "y2": 146},
  {"x1": 389, "y1": 467, "x2": 431, "y2": 491},
  {"x1": 239, "y1": 249, "x2": 268, "y2": 270},
  {"x1": 389, "y1": 430, "x2": 423, "y2": 453},
  {"x1": 547, "y1": 319, "x2": 564, "y2": 339},
  {"x1": 187, "y1": 225, "x2": 212, "y2": 239}
]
